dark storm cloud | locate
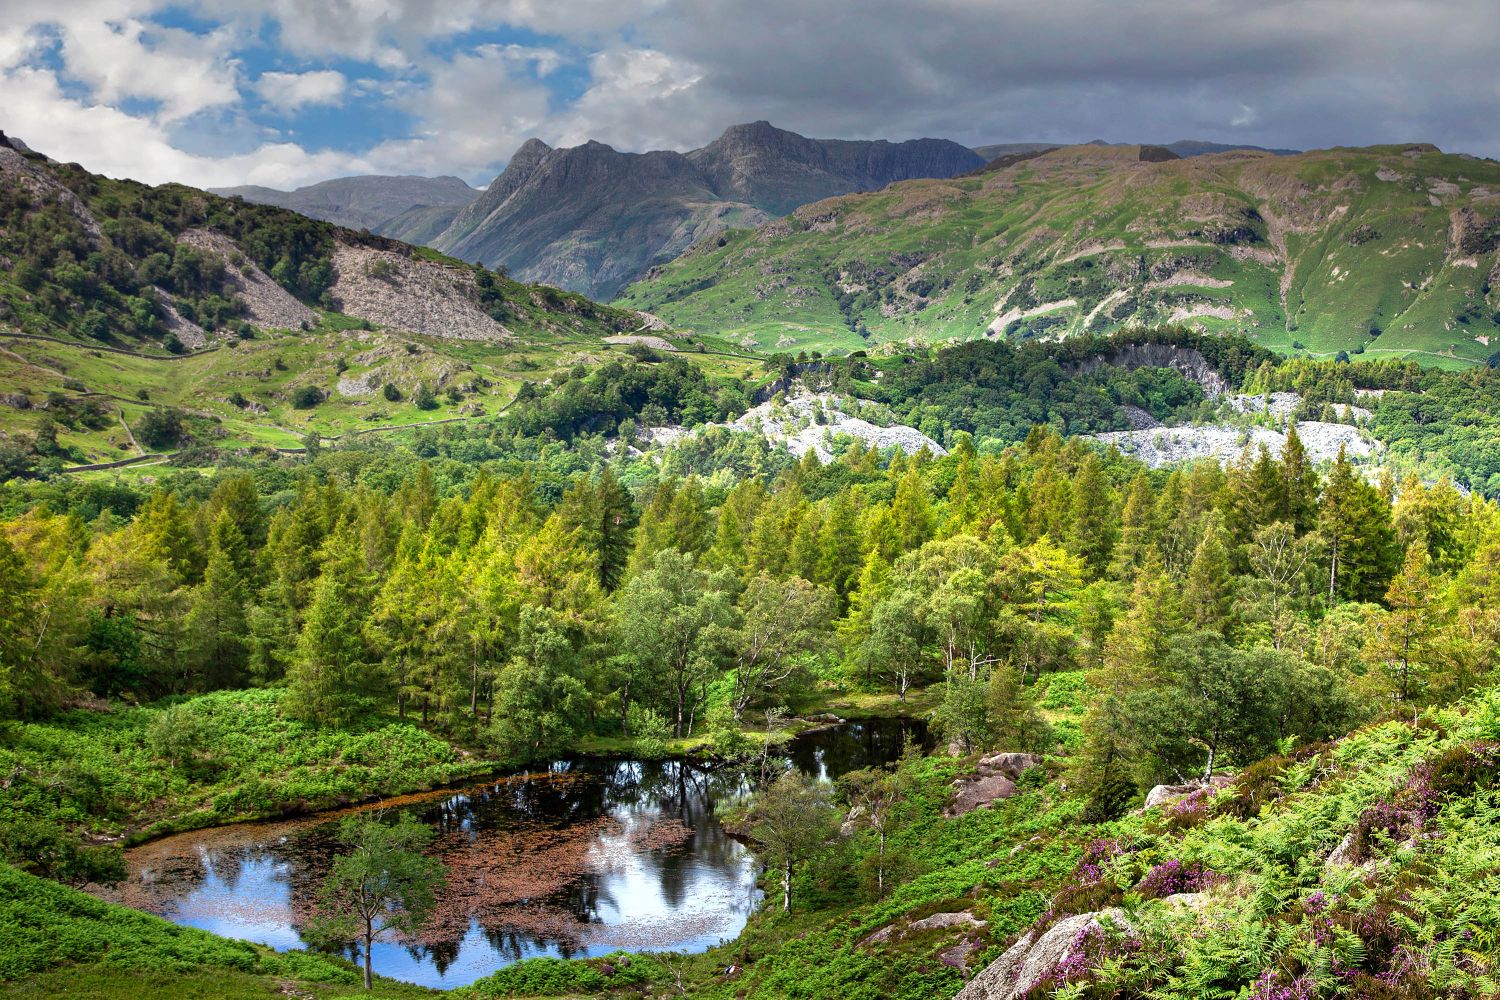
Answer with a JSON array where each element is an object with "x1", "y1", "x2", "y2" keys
[{"x1": 627, "y1": 0, "x2": 1500, "y2": 155}]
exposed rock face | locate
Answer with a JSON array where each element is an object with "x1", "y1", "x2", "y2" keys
[
  {"x1": 1070, "y1": 344, "x2": 1229, "y2": 397},
  {"x1": 956, "y1": 909, "x2": 1134, "y2": 1000},
  {"x1": 861, "y1": 910, "x2": 987, "y2": 948},
  {"x1": 430, "y1": 122, "x2": 982, "y2": 298},
  {"x1": 722, "y1": 391, "x2": 946, "y2": 462},
  {"x1": 1094, "y1": 420, "x2": 1379, "y2": 469},
  {"x1": 688, "y1": 120, "x2": 985, "y2": 217},
  {"x1": 327, "y1": 241, "x2": 512, "y2": 341},
  {"x1": 175, "y1": 229, "x2": 316, "y2": 331},
  {"x1": 947, "y1": 753, "x2": 1043, "y2": 817}
]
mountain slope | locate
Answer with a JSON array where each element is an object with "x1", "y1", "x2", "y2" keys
[
  {"x1": 972, "y1": 139, "x2": 1299, "y2": 160},
  {"x1": 430, "y1": 122, "x2": 984, "y2": 299},
  {"x1": 212, "y1": 175, "x2": 478, "y2": 242},
  {"x1": 618, "y1": 142, "x2": 1500, "y2": 363},
  {"x1": 0, "y1": 131, "x2": 668, "y2": 467}
]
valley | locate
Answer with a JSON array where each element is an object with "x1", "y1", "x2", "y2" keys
[{"x1": 5, "y1": 112, "x2": 1500, "y2": 1000}]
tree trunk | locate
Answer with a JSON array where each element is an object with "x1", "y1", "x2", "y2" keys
[
  {"x1": 782, "y1": 861, "x2": 792, "y2": 912},
  {"x1": 363, "y1": 920, "x2": 373, "y2": 990}
]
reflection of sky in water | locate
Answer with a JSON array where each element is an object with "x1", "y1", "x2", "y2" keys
[
  {"x1": 131, "y1": 761, "x2": 761, "y2": 990},
  {"x1": 124, "y1": 720, "x2": 921, "y2": 990}
]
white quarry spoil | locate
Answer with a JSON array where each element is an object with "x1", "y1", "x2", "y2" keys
[
  {"x1": 724, "y1": 392, "x2": 945, "y2": 462},
  {"x1": 1094, "y1": 420, "x2": 1378, "y2": 468},
  {"x1": 645, "y1": 391, "x2": 945, "y2": 463}
]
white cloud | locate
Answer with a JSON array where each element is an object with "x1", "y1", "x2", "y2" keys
[
  {"x1": 255, "y1": 69, "x2": 347, "y2": 112},
  {"x1": 549, "y1": 47, "x2": 708, "y2": 151},
  {"x1": 57, "y1": 17, "x2": 240, "y2": 123},
  {"x1": 5, "y1": 0, "x2": 1500, "y2": 193},
  {"x1": 0, "y1": 63, "x2": 369, "y2": 187}
]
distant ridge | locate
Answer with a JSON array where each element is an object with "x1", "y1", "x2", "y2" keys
[
  {"x1": 972, "y1": 138, "x2": 1300, "y2": 161},
  {"x1": 427, "y1": 121, "x2": 985, "y2": 299},
  {"x1": 212, "y1": 175, "x2": 479, "y2": 244}
]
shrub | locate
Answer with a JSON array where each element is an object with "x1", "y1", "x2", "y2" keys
[
  {"x1": 290, "y1": 385, "x2": 323, "y2": 409},
  {"x1": 136, "y1": 407, "x2": 185, "y2": 449},
  {"x1": 413, "y1": 383, "x2": 438, "y2": 411},
  {"x1": 382, "y1": 382, "x2": 401, "y2": 402}
]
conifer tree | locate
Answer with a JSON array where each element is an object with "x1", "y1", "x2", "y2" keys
[
  {"x1": 284, "y1": 536, "x2": 380, "y2": 727},
  {"x1": 184, "y1": 512, "x2": 251, "y2": 690},
  {"x1": 1183, "y1": 520, "x2": 1235, "y2": 638},
  {"x1": 1067, "y1": 452, "x2": 1116, "y2": 575},
  {"x1": 1279, "y1": 425, "x2": 1319, "y2": 533},
  {"x1": 1365, "y1": 540, "x2": 1438, "y2": 703}
]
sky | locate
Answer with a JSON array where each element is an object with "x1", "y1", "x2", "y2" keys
[{"x1": 1, "y1": 1, "x2": 1497, "y2": 191}]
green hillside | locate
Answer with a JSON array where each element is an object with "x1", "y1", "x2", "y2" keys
[
  {"x1": 0, "y1": 137, "x2": 759, "y2": 470},
  {"x1": 617, "y1": 143, "x2": 1500, "y2": 364}
]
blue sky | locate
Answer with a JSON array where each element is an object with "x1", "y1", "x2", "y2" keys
[{"x1": 2, "y1": 1, "x2": 1497, "y2": 191}]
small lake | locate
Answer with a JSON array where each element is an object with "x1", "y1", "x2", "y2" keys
[{"x1": 107, "y1": 717, "x2": 927, "y2": 989}]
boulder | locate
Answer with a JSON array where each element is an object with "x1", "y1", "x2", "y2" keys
[
  {"x1": 1143, "y1": 775, "x2": 1232, "y2": 810},
  {"x1": 946, "y1": 751, "x2": 1041, "y2": 817},
  {"x1": 977, "y1": 752, "x2": 1044, "y2": 779},
  {"x1": 956, "y1": 909, "x2": 1133, "y2": 1000},
  {"x1": 860, "y1": 909, "x2": 986, "y2": 948},
  {"x1": 947, "y1": 775, "x2": 1018, "y2": 817},
  {"x1": 940, "y1": 937, "x2": 984, "y2": 974}
]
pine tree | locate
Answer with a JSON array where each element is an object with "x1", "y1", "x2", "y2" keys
[
  {"x1": 1365, "y1": 540, "x2": 1438, "y2": 703},
  {"x1": 890, "y1": 466, "x2": 935, "y2": 554},
  {"x1": 1110, "y1": 471, "x2": 1158, "y2": 581},
  {"x1": 1279, "y1": 425, "x2": 1319, "y2": 533},
  {"x1": 1319, "y1": 445, "x2": 1400, "y2": 604},
  {"x1": 184, "y1": 512, "x2": 251, "y2": 690}
]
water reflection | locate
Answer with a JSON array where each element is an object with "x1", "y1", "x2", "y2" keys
[{"x1": 109, "y1": 719, "x2": 925, "y2": 989}]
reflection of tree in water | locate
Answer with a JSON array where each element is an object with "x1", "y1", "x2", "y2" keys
[
  {"x1": 117, "y1": 723, "x2": 900, "y2": 984},
  {"x1": 785, "y1": 718, "x2": 930, "y2": 781}
]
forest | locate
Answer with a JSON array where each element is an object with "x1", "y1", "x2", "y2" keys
[{"x1": 4, "y1": 328, "x2": 1500, "y2": 998}]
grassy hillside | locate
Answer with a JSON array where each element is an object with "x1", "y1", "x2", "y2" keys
[
  {"x1": 0, "y1": 137, "x2": 762, "y2": 468},
  {"x1": 618, "y1": 143, "x2": 1500, "y2": 364}
]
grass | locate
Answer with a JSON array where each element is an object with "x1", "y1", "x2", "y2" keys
[
  {"x1": 0, "y1": 689, "x2": 495, "y2": 852},
  {"x1": 0, "y1": 322, "x2": 772, "y2": 467},
  {"x1": 0, "y1": 860, "x2": 436, "y2": 998},
  {"x1": 618, "y1": 144, "x2": 1500, "y2": 364}
]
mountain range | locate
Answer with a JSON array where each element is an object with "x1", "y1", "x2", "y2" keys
[
  {"x1": 212, "y1": 174, "x2": 479, "y2": 245},
  {"x1": 220, "y1": 122, "x2": 986, "y2": 300},
  {"x1": 618, "y1": 142, "x2": 1500, "y2": 365}
]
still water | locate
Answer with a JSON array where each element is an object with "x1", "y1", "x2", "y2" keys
[{"x1": 108, "y1": 718, "x2": 926, "y2": 989}]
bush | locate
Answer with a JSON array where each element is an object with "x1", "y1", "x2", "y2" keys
[
  {"x1": 136, "y1": 407, "x2": 185, "y2": 449},
  {"x1": 290, "y1": 385, "x2": 323, "y2": 409},
  {"x1": 382, "y1": 382, "x2": 401, "y2": 402},
  {"x1": 413, "y1": 383, "x2": 438, "y2": 411}
]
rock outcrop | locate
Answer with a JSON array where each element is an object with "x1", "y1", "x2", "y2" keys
[
  {"x1": 947, "y1": 753, "x2": 1043, "y2": 817},
  {"x1": 1093, "y1": 421, "x2": 1378, "y2": 469},
  {"x1": 722, "y1": 391, "x2": 946, "y2": 462},
  {"x1": 1143, "y1": 775, "x2": 1234, "y2": 810},
  {"x1": 956, "y1": 909, "x2": 1133, "y2": 1000}
]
